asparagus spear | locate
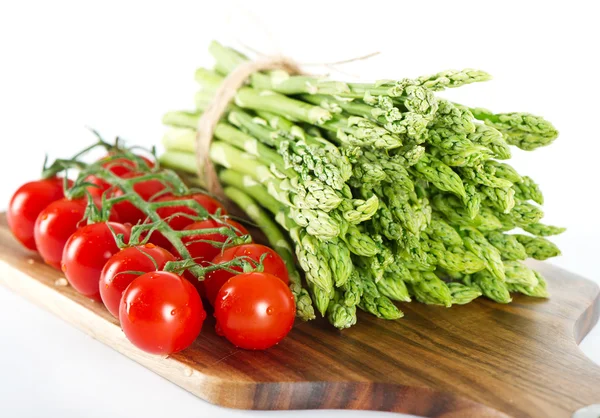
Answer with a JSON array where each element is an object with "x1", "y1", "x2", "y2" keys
[
  {"x1": 470, "y1": 107, "x2": 559, "y2": 150},
  {"x1": 485, "y1": 231, "x2": 528, "y2": 261},
  {"x1": 470, "y1": 270, "x2": 512, "y2": 303},
  {"x1": 522, "y1": 223, "x2": 566, "y2": 237},
  {"x1": 503, "y1": 260, "x2": 538, "y2": 287},
  {"x1": 376, "y1": 274, "x2": 412, "y2": 302},
  {"x1": 416, "y1": 69, "x2": 491, "y2": 91},
  {"x1": 447, "y1": 282, "x2": 483, "y2": 305},
  {"x1": 408, "y1": 271, "x2": 452, "y2": 307},
  {"x1": 507, "y1": 271, "x2": 549, "y2": 298},
  {"x1": 514, "y1": 234, "x2": 562, "y2": 260},
  {"x1": 412, "y1": 154, "x2": 467, "y2": 199},
  {"x1": 513, "y1": 176, "x2": 544, "y2": 205},
  {"x1": 327, "y1": 290, "x2": 358, "y2": 329}
]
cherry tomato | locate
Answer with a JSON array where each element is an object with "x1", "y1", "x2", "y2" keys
[
  {"x1": 147, "y1": 193, "x2": 227, "y2": 249},
  {"x1": 110, "y1": 172, "x2": 170, "y2": 225},
  {"x1": 204, "y1": 244, "x2": 290, "y2": 306},
  {"x1": 119, "y1": 271, "x2": 206, "y2": 355},
  {"x1": 214, "y1": 272, "x2": 295, "y2": 350},
  {"x1": 156, "y1": 193, "x2": 226, "y2": 228},
  {"x1": 86, "y1": 154, "x2": 154, "y2": 196},
  {"x1": 84, "y1": 175, "x2": 112, "y2": 198},
  {"x1": 173, "y1": 267, "x2": 206, "y2": 301},
  {"x1": 7, "y1": 177, "x2": 70, "y2": 251},
  {"x1": 62, "y1": 222, "x2": 131, "y2": 302},
  {"x1": 34, "y1": 197, "x2": 119, "y2": 270},
  {"x1": 103, "y1": 154, "x2": 154, "y2": 176},
  {"x1": 99, "y1": 244, "x2": 175, "y2": 318},
  {"x1": 177, "y1": 218, "x2": 250, "y2": 267}
]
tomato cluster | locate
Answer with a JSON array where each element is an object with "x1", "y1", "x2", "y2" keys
[{"x1": 8, "y1": 153, "x2": 296, "y2": 355}]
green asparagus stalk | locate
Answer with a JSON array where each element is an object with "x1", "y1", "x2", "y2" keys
[
  {"x1": 427, "y1": 215, "x2": 463, "y2": 247},
  {"x1": 485, "y1": 231, "x2": 528, "y2": 261},
  {"x1": 408, "y1": 271, "x2": 452, "y2": 307},
  {"x1": 447, "y1": 282, "x2": 483, "y2": 304},
  {"x1": 376, "y1": 274, "x2": 412, "y2": 302},
  {"x1": 470, "y1": 270, "x2": 512, "y2": 303},
  {"x1": 506, "y1": 271, "x2": 549, "y2": 298},
  {"x1": 431, "y1": 243, "x2": 486, "y2": 274},
  {"x1": 480, "y1": 184, "x2": 515, "y2": 214},
  {"x1": 460, "y1": 165, "x2": 513, "y2": 189},
  {"x1": 460, "y1": 227, "x2": 506, "y2": 281},
  {"x1": 309, "y1": 282, "x2": 332, "y2": 317},
  {"x1": 251, "y1": 70, "x2": 350, "y2": 96},
  {"x1": 327, "y1": 290, "x2": 358, "y2": 329},
  {"x1": 342, "y1": 224, "x2": 381, "y2": 257},
  {"x1": 432, "y1": 194, "x2": 502, "y2": 231},
  {"x1": 468, "y1": 124, "x2": 512, "y2": 160},
  {"x1": 357, "y1": 270, "x2": 404, "y2": 319},
  {"x1": 412, "y1": 154, "x2": 467, "y2": 199},
  {"x1": 341, "y1": 269, "x2": 363, "y2": 307},
  {"x1": 513, "y1": 176, "x2": 544, "y2": 205},
  {"x1": 416, "y1": 69, "x2": 491, "y2": 91},
  {"x1": 503, "y1": 260, "x2": 538, "y2": 287},
  {"x1": 196, "y1": 64, "x2": 332, "y2": 125},
  {"x1": 470, "y1": 107, "x2": 559, "y2": 150},
  {"x1": 485, "y1": 160, "x2": 522, "y2": 183},
  {"x1": 522, "y1": 223, "x2": 566, "y2": 237},
  {"x1": 514, "y1": 234, "x2": 562, "y2": 260}
]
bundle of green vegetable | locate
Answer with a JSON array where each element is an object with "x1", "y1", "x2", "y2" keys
[{"x1": 159, "y1": 41, "x2": 563, "y2": 328}]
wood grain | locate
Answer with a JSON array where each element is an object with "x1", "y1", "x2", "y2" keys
[{"x1": 0, "y1": 212, "x2": 598, "y2": 418}]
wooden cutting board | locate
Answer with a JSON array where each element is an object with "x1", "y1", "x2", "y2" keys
[{"x1": 0, "y1": 213, "x2": 598, "y2": 418}]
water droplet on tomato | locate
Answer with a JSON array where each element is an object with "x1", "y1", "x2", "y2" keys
[
  {"x1": 144, "y1": 243, "x2": 156, "y2": 249},
  {"x1": 40, "y1": 214, "x2": 48, "y2": 221},
  {"x1": 170, "y1": 309, "x2": 176, "y2": 316},
  {"x1": 61, "y1": 263, "x2": 67, "y2": 272},
  {"x1": 267, "y1": 307, "x2": 274, "y2": 315}
]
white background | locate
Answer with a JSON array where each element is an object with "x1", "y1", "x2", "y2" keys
[{"x1": 0, "y1": 1, "x2": 599, "y2": 417}]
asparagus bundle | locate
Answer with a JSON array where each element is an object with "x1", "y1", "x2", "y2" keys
[{"x1": 160, "y1": 41, "x2": 563, "y2": 328}]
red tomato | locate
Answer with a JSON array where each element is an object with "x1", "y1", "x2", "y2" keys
[
  {"x1": 7, "y1": 178, "x2": 70, "y2": 251},
  {"x1": 119, "y1": 271, "x2": 206, "y2": 355},
  {"x1": 110, "y1": 173, "x2": 170, "y2": 225},
  {"x1": 62, "y1": 222, "x2": 131, "y2": 302},
  {"x1": 214, "y1": 272, "x2": 295, "y2": 350},
  {"x1": 99, "y1": 244, "x2": 175, "y2": 318},
  {"x1": 86, "y1": 154, "x2": 154, "y2": 196},
  {"x1": 204, "y1": 244, "x2": 290, "y2": 306},
  {"x1": 156, "y1": 194, "x2": 226, "y2": 228},
  {"x1": 177, "y1": 218, "x2": 250, "y2": 267},
  {"x1": 176, "y1": 267, "x2": 206, "y2": 301},
  {"x1": 147, "y1": 193, "x2": 227, "y2": 249},
  {"x1": 34, "y1": 197, "x2": 118, "y2": 270},
  {"x1": 84, "y1": 175, "x2": 112, "y2": 198}
]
